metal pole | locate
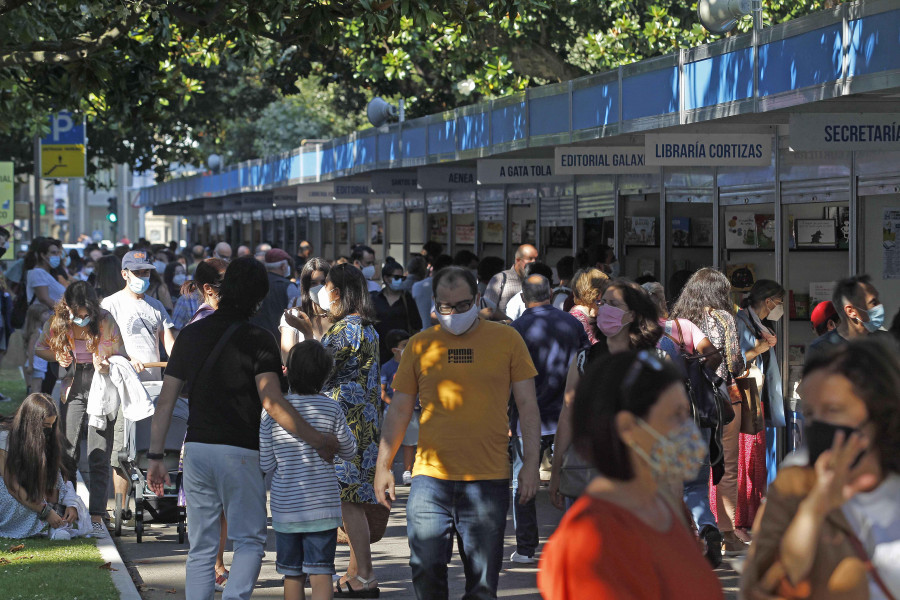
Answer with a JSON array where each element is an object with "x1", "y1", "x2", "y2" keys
[{"x1": 32, "y1": 136, "x2": 40, "y2": 240}]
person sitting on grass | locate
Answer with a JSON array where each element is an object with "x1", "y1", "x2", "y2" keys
[
  {"x1": 260, "y1": 340, "x2": 357, "y2": 600},
  {"x1": 0, "y1": 393, "x2": 80, "y2": 539}
]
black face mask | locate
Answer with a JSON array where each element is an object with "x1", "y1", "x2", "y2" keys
[{"x1": 806, "y1": 419, "x2": 865, "y2": 468}]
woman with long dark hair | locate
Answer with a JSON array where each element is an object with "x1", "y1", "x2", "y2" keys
[
  {"x1": 34, "y1": 280, "x2": 125, "y2": 534},
  {"x1": 0, "y1": 393, "x2": 81, "y2": 538},
  {"x1": 163, "y1": 261, "x2": 187, "y2": 302},
  {"x1": 550, "y1": 280, "x2": 664, "y2": 508},
  {"x1": 371, "y1": 258, "x2": 422, "y2": 365},
  {"x1": 280, "y1": 257, "x2": 331, "y2": 360},
  {"x1": 23, "y1": 237, "x2": 67, "y2": 310},
  {"x1": 94, "y1": 254, "x2": 123, "y2": 301},
  {"x1": 171, "y1": 258, "x2": 227, "y2": 335},
  {"x1": 539, "y1": 352, "x2": 723, "y2": 599},
  {"x1": 291, "y1": 263, "x2": 382, "y2": 596},
  {"x1": 671, "y1": 267, "x2": 746, "y2": 563}
]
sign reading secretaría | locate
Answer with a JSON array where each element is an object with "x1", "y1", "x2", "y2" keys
[
  {"x1": 40, "y1": 111, "x2": 86, "y2": 178},
  {"x1": 644, "y1": 133, "x2": 772, "y2": 166},
  {"x1": 790, "y1": 113, "x2": 900, "y2": 151},
  {"x1": 555, "y1": 146, "x2": 652, "y2": 174},
  {"x1": 477, "y1": 159, "x2": 569, "y2": 185}
]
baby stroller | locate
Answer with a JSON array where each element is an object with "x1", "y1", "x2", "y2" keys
[{"x1": 115, "y1": 377, "x2": 189, "y2": 543}]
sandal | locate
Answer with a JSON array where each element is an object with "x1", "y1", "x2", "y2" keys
[{"x1": 334, "y1": 575, "x2": 380, "y2": 598}]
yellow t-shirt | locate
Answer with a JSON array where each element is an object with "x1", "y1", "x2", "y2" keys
[{"x1": 391, "y1": 319, "x2": 538, "y2": 481}]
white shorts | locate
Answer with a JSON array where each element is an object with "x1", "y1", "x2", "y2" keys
[{"x1": 402, "y1": 409, "x2": 420, "y2": 447}]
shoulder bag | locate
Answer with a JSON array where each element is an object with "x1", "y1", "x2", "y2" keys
[{"x1": 728, "y1": 311, "x2": 765, "y2": 435}]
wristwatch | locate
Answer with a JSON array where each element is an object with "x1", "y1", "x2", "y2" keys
[
  {"x1": 146, "y1": 452, "x2": 165, "y2": 460},
  {"x1": 37, "y1": 502, "x2": 51, "y2": 521}
]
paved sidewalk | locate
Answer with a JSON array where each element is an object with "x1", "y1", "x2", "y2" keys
[{"x1": 112, "y1": 481, "x2": 740, "y2": 599}]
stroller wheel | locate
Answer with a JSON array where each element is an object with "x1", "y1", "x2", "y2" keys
[{"x1": 114, "y1": 494, "x2": 123, "y2": 537}]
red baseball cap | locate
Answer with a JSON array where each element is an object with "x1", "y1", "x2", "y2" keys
[
  {"x1": 810, "y1": 300, "x2": 837, "y2": 329},
  {"x1": 264, "y1": 248, "x2": 291, "y2": 264}
]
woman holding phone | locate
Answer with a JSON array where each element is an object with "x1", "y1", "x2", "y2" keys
[{"x1": 742, "y1": 338, "x2": 900, "y2": 599}]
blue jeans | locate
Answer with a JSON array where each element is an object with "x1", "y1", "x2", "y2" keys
[
  {"x1": 683, "y1": 427, "x2": 717, "y2": 531},
  {"x1": 510, "y1": 435, "x2": 553, "y2": 557},
  {"x1": 274, "y1": 529, "x2": 338, "y2": 576},
  {"x1": 407, "y1": 476, "x2": 510, "y2": 600}
]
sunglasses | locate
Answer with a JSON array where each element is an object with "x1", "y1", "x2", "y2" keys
[{"x1": 620, "y1": 350, "x2": 665, "y2": 402}]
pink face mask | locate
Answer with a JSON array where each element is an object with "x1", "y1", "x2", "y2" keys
[{"x1": 596, "y1": 303, "x2": 631, "y2": 337}]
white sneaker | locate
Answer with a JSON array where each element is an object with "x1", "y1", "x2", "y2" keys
[
  {"x1": 510, "y1": 551, "x2": 536, "y2": 564},
  {"x1": 402, "y1": 471, "x2": 412, "y2": 485},
  {"x1": 49, "y1": 527, "x2": 72, "y2": 540}
]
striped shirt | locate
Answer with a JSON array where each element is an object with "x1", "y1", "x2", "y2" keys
[{"x1": 259, "y1": 394, "x2": 357, "y2": 527}]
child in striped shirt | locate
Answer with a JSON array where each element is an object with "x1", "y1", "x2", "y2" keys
[{"x1": 260, "y1": 340, "x2": 357, "y2": 600}]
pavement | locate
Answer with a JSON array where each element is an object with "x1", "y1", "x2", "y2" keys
[{"x1": 104, "y1": 464, "x2": 741, "y2": 599}]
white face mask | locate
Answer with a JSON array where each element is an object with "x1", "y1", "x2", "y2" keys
[
  {"x1": 309, "y1": 284, "x2": 324, "y2": 307},
  {"x1": 436, "y1": 304, "x2": 479, "y2": 336},
  {"x1": 173, "y1": 274, "x2": 186, "y2": 286},
  {"x1": 767, "y1": 300, "x2": 784, "y2": 322},
  {"x1": 361, "y1": 265, "x2": 376, "y2": 280},
  {"x1": 317, "y1": 285, "x2": 334, "y2": 312}
]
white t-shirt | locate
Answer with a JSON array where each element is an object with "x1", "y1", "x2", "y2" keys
[
  {"x1": 842, "y1": 473, "x2": 900, "y2": 599},
  {"x1": 26, "y1": 268, "x2": 65, "y2": 305},
  {"x1": 101, "y1": 290, "x2": 174, "y2": 381},
  {"x1": 506, "y1": 292, "x2": 527, "y2": 321}
]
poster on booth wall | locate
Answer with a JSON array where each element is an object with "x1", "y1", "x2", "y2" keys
[
  {"x1": 455, "y1": 224, "x2": 475, "y2": 245},
  {"x1": 883, "y1": 208, "x2": 900, "y2": 279},
  {"x1": 482, "y1": 221, "x2": 503, "y2": 244},
  {"x1": 725, "y1": 213, "x2": 757, "y2": 249}
]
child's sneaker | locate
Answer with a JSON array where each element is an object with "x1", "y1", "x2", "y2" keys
[{"x1": 402, "y1": 470, "x2": 412, "y2": 486}]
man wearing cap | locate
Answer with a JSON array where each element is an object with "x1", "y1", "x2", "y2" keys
[
  {"x1": 101, "y1": 250, "x2": 177, "y2": 523},
  {"x1": 810, "y1": 300, "x2": 839, "y2": 337},
  {"x1": 249, "y1": 248, "x2": 299, "y2": 338}
]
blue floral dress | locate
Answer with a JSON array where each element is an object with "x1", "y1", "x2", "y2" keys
[{"x1": 322, "y1": 315, "x2": 381, "y2": 504}]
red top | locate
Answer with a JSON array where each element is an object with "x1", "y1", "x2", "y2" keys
[{"x1": 538, "y1": 495, "x2": 724, "y2": 600}]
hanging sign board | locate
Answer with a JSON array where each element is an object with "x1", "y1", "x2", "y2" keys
[
  {"x1": 555, "y1": 146, "x2": 652, "y2": 174},
  {"x1": 371, "y1": 171, "x2": 418, "y2": 193},
  {"x1": 297, "y1": 184, "x2": 334, "y2": 203},
  {"x1": 477, "y1": 158, "x2": 569, "y2": 185},
  {"x1": 644, "y1": 133, "x2": 772, "y2": 166},
  {"x1": 790, "y1": 113, "x2": 900, "y2": 151},
  {"x1": 53, "y1": 183, "x2": 68, "y2": 222},
  {"x1": 40, "y1": 111, "x2": 87, "y2": 178},
  {"x1": 334, "y1": 180, "x2": 372, "y2": 199},
  {"x1": 417, "y1": 167, "x2": 477, "y2": 190},
  {"x1": 0, "y1": 162, "x2": 12, "y2": 228}
]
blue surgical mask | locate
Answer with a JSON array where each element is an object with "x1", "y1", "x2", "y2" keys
[
  {"x1": 389, "y1": 278, "x2": 405, "y2": 291},
  {"x1": 153, "y1": 260, "x2": 166, "y2": 273},
  {"x1": 863, "y1": 304, "x2": 885, "y2": 332},
  {"x1": 70, "y1": 312, "x2": 91, "y2": 327},
  {"x1": 48, "y1": 255, "x2": 61, "y2": 269},
  {"x1": 128, "y1": 274, "x2": 150, "y2": 295}
]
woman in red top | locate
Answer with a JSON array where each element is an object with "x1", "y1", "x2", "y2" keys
[{"x1": 538, "y1": 351, "x2": 723, "y2": 600}]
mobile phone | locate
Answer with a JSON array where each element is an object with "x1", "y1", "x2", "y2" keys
[{"x1": 806, "y1": 420, "x2": 865, "y2": 468}]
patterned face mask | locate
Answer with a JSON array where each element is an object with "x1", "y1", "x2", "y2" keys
[{"x1": 629, "y1": 418, "x2": 707, "y2": 481}]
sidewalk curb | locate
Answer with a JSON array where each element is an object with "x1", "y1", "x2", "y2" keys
[{"x1": 76, "y1": 472, "x2": 143, "y2": 600}]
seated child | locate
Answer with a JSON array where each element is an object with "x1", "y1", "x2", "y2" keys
[
  {"x1": 260, "y1": 340, "x2": 357, "y2": 600},
  {"x1": 380, "y1": 329, "x2": 418, "y2": 486}
]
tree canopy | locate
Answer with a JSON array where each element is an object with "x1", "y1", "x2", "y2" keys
[{"x1": 0, "y1": 0, "x2": 842, "y2": 185}]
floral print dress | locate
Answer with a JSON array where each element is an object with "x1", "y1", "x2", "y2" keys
[{"x1": 322, "y1": 314, "x2": 381, "y2": 504}]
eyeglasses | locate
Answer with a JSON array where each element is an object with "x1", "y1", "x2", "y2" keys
[
  {"x1": 620, "y1": 350, "x2": 665, "y2": 403},
  {"x1": 435, "y1": 298, "x2": 476, "y2": 315},
  {"x1": 387, "y1": 274, "x2": 406, "y2": 281}
]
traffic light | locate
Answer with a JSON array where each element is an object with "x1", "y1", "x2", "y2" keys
[{"x1": 106, "y1": 196, "x2": 118, "y2": 223}]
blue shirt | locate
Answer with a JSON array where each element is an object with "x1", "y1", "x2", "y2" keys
[
  {"x1": 381, "y1": 357, "x2": 420, "y2": 410},
  {"x1": 510, "y1": 304, "x2": 590, "y2": 436}
]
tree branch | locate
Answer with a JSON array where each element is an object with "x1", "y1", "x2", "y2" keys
[
  {"x1": 0, "y1": 11, "x2": 140, "y2": 67},
  {"x1": 0, "y1": 0, "x2": 29, "y2": 18}
]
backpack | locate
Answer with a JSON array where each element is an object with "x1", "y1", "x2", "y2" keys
[
  {"x1": 10, "y1": 286, "x2": 33, "y2": 329},
  {"x1": 663, "y1": 320, "x2": 734, "y2": 460}
]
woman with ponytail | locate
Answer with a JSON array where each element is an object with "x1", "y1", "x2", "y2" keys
[{"x1": 171, "y1": 258, "x2": 227, "y2": 334}]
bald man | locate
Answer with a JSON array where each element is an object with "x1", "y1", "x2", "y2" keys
[
  {"x1": 237, "y1": 245, "x2": 251, "y2": 258},
  {"x1": 187, "y1": 244, "x2": 206, "y2": 275},
  {"x1": 213, "y1": 242, "x2": 232, "y2": 261},
  {"x1": 483, "y1": 244, "x2": 538, "y2": 320},
  {"x1": 255, "y1": 242, "x2": 272, "y2": 262}
]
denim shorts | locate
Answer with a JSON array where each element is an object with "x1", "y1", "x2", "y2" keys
[{"x1": 275, "y1": 529, "x2": 338, "y2": 576}]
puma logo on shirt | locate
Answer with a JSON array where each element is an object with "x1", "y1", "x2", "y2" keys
[{"x1": 448, "y1": 348, "x2": 474, "y2": 364}]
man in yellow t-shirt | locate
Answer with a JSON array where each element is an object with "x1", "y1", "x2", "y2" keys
[{"x1": 374, "y1": 266, "x2": 541, "y2": 599}]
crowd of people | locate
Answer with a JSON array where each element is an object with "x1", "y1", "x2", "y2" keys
[{"x1": 2, "y1": 226, "x2": 900, "y2": 600}]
